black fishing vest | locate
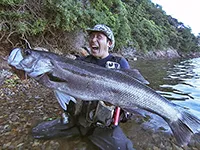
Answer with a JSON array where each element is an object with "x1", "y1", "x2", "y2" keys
[{"x1": 79, "y1": 54, "x2": 122, "y2": 69}]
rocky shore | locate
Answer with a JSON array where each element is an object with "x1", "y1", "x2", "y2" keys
[{"x1": 122, "y1": 47, "x2": 200, "y2": 61}]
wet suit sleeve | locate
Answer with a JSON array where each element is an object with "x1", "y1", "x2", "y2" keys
[{"x1": 119, "y1": 57, "x2": 130, "y2": 69}]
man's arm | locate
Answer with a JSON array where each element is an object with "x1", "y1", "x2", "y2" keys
[{"x1": 119, "y1": 57, "x2": 130, "y2": 69}]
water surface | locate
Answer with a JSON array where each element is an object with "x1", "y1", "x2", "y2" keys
[{"x1": 131, "y1": 57, "x2": 200, "y2": 118}]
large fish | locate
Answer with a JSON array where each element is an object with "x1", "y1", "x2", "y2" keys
[{"x1": 8, "y1": 48, "x2": 200, "y2": 147}]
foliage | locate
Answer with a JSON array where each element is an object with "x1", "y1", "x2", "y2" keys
[
  {"x1": 0, "y1": 0, "x2": 23, "y2": 5},
  {"x1": 0, "y1": 0, "x2": 199, "y2": 53}
]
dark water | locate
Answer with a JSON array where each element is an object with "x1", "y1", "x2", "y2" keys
[{"x1": 131, "y1": 57, "x2": 200, "y2": 118}]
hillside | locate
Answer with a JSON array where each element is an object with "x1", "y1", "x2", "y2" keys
[{"x1": 1, "y1": 0, "x2": 200, "y2": 57}]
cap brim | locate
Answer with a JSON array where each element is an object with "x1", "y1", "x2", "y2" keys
[{"x1": 86, "y1": 28, "x2": 107, "y2": 35}]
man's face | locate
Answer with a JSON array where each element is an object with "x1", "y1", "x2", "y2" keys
[{"x1": 88, "y1": 32, "x2": 112, "y2": 59}]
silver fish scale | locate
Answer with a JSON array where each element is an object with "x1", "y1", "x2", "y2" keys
[
  {"x1": 105, "y1": 79, "x2": 179, "y2": 121},
  {"x1": 49, "y1": 59, "x2": 180, "y2": 122}
]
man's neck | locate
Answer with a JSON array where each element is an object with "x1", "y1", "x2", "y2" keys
[{"x1": 98, "y1": 53, "x2": 109, "y2": 59}]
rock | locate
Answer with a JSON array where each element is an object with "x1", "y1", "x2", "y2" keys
[
  {"x1": 16, "y1": 143, "x2": 24, "y2": 148},
  {"x1": 3, "y1": 142, "x2": 11, "y2": 149},
  {"x1": 4, "y1": 124, "x2": 11, "y2": 132},
  {"x1": 142, "y1": 48, "x2": 180, "y2": 60}
]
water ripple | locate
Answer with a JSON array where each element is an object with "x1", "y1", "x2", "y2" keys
[
  {"x1": 132, "y1": 57, "x2": 200, "y2": 118},
  {"x1": 159, "y1": 57, "x2": 200, "y2": 116}
]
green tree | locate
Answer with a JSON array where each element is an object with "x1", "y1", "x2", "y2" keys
[{"x1": 1, "y1": 0, "x2": 199, "y2": 53}]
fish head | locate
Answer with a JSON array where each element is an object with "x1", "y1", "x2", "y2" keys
[{"x1": 8, "y1": 48, "x2": 54, "y2": 78}]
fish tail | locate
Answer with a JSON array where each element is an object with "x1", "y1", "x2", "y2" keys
[
  {"x1": 181, "y1": 111, "x2": 200, "y2": 133},
  {"x1": 168, "y1": 110, "x2": 200, "y2": 147}
]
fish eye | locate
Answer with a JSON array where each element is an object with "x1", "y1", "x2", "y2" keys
[{"x1": 24, "y1": 49, "x2": 32, "y2": 56}]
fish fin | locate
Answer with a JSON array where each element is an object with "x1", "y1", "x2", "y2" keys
[
  {"x1": 168, "y1": 119, "x2": 193, "y2": 147},
  {"x1": 193, "y1": 133, "x2": 200, "y2": 144},
  {"x1": 167, "y1": 110, "x2": 200, "y2": 147},
  {"x1": 118, "y1": 69, "x2": 149, "y2": 85},
  {"x1": 180, "y1": 111, "x2": 200, "y2": 133},
  {"x1": 54, "y1": 90, "x2": 76, "y2": 111}
]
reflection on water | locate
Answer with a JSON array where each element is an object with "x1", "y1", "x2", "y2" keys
[{"x1": 131, "y1": 57, "x2": 200, "y2": 117}]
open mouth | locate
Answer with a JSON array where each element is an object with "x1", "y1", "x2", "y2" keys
[{"x1": 91, "y1": 45, "x2": 99, "y2": 51}]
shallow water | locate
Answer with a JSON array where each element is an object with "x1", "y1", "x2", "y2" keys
[{"x1": 131, "y1": 57, "x2": 200, "y2": 118}]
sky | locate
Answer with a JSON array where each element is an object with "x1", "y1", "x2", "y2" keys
[{"x1": 151, "y1": 0, "x2": 200, "y2": 36}]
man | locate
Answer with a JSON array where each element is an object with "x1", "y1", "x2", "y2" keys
[
  {"x1": 32, "y1": 24, "x2": 135, "y2": 150},
  {"x1": 79, "y1": 24, "x2": 130, "y2": 69}
]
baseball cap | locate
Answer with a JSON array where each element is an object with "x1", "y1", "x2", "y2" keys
[{"x1": 86, "y1": 24, "x2": 115, "y2": 50}]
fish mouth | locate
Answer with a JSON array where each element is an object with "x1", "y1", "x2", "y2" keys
[
  {"x1": 7, "y1": 48, "x2": 24, "y2": 70},
  {"x1": 8, "y1": 48, "x2": 53, "y2": 78},
  {"x1": 20, "y1": 56, "x2": 53, "y2": 78}
]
